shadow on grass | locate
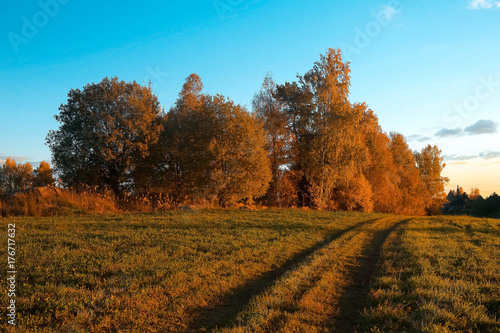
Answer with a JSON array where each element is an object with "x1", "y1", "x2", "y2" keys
[
  {"x1": 332, "y1": 219, "x2": 410, "y2": 333},
  {"x1": 185, "y1": 217, "x2": 382, "y2": 332}
]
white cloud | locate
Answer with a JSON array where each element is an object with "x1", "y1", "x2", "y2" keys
[{"x1": 468, "y1": 0, "x2": 500, "y2": 9}]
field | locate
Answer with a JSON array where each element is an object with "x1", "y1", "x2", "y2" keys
[{"x1": 1, "y1": 210, "x2": 499, "y2": 332}]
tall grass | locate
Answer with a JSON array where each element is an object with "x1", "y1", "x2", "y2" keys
[{"x1": 0, "y1": 186, "x2": 175, "y2": 217}]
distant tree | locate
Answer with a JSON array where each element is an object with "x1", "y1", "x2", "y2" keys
[
  {"x1": 469, "y1": 187, "x2": 481, "y2": 201},
  {"x1": 453, "y1": 185, "x2": 468, "y2": 208},
  {"x1": 33, "y1": 161, "x2": 55, "y2": 187},
  {"x1": 484, "y1": 193, "x2": 500, "y2": 217},
  {"x1": 0, "y1": 158, "x2": 33, "y2": 193},
  {"x1": 414, "y1": 145, "x2": 449, "y2": 215},
  {"x1": 252, "y1": 73, "x2": 291, "y2": 207},
  {"x1": 2, "y1": 158, "x2": 18, "y2": 193},
  {"x1": 0, "y1": 166, "x2": 4, "y2": 196},
  {"x1": 46, "y1": 77, "x2": 163, "y2": 195},
  {"x1": 470, "y1": 195, "x2": 486, "y2": 217},
  {"x1": 446, "y1": 190, "x2": 456, "y2": 204}
]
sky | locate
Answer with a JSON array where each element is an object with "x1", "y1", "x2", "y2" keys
[{"x1": 1, "y1": 0, "x2": 499, "y2": 196}]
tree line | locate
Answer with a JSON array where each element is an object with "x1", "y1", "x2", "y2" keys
[
  {"x1": 444, "y1": 186, "x2": 500, "y2": 218},
  {"x1": 40, "y1": 48, "x2": 448, "y2": 214},
  {"x1": 0, "y1": 159, "x2": 55, "y2": 195}
]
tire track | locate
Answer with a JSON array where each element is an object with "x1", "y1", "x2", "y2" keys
[
  {"x1": 331, "y1": 218, "x2": 410, "y2": 333},
  {"x1": 185, "y1": 216, "x2": 382, "y2": 332}
]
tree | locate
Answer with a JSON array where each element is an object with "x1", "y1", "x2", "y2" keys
[
  {"x1": 274, "y1": 80, "x2": 315, "y2": 207},
  {"x1": 33, "y1": 161, "x2": 55, "y2": 187},
  {"x1": 0, "y1": 158, "x2": 33, "y2": 193},
  {"x1": 46, "y1": 77, "x2": 163, "y2": 195},
  {"x1": 275, "y1": 49, "x2": 373, "y2": 211},
  {"x1": 484, "y1": 193, "x2": 500, "y2": 217},
  {"x1": 414, "y1": 145, "x2": 449, "y2": 215},
  {"x1": 134, "y1": 74, "x2": 205, "y2": 196},
  {"x1": 156, "y1": 74, "x2": 272, "y2": 206},
  {"x1": 252, "y1": 73, "x2": 291, "y2": 207},
  {"x1": 204, "y1": 94, "x2": 272, "y2": 206},
  {"x1": 0, "y1": 166, "x2": 4, "y2": 196},
  {"x1": 363, "y1": 111, "x2": 400, "y2": 213},
  {"x1": 469, "y1": 187, "x2": 481, "y2": 201},
  {"x1": 470, "y1": 195, "x2": 486, "y2": 217},
  {"x1": 389, "y1": 133, "x2": 428, "y2": 216}
]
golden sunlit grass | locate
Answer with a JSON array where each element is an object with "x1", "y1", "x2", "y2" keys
[
  {"x1": 1, "y1": 211, "x2": 499, "y2": 332},
  {"x1": 221, "y1": 216, "x2": 402, "y2": 332},
  {"x1": 1, "y1": 209, "x2": 380, "y2": 332},
  {"x1": 362, "y1": 216, "x2": 500, "y2": 332}
]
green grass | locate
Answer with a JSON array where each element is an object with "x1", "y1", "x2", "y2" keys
[{"x1": 1, "y1": 211, "x2": 499, "y2": 332}]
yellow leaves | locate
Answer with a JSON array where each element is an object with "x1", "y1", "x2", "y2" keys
[
  {"x1": 164, "y1": 76, "x2": 272, "y2": 206},
  {"x1": 1, "y1": 158, "x2": 35, "y2": 193}
]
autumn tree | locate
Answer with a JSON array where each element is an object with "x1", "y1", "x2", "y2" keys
[
  {"x1": 469, "y1": 187, "x2": 481, "y2": 200},
  {"x1": 154, "y1": 74, "x2": 271, "y2": 206},
  {"x1": 46, "y1": 77, "x2": 163, "y2": 195},
  {"x1": 204, "y1": 94, "x2": 272, "y2": 206},
  {"x1": 0, "y1": 158, "x2": 33, "y2": 193},
  {"x1": 274, "y1": 81, "x2": 315, "y2": 207},
  {"x1": 133, "y1": 74, "x2": 205, "y2": 196},
  {"x1": 414, "y1": 145, "x2": 449, "y2": 215},
  {"x1": 252, "y1": 73, "x2": 291, "y2": 207},
  {"x1": 363, "y1": 111, "x2": 400, "y2": 213},
  {"x1": 275, "y1": 49, "x2": 373, "y2": 211},
  {"x1": 33, "y1": 161, "x2": 55, "y2": 187},
  {"x1": 0, "y1": 167, "x2": 3, "y2": 196},
  {"x1": 389, "y1": 133, "x2": 428, "y2": 215}
]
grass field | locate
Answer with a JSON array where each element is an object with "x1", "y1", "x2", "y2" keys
[{"x1": 1, "y1": 210, "x2": 499, "y2": 332}]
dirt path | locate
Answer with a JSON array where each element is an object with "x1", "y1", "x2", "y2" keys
[
  {"x1": 332, "y1": 218, "x2": 409, "y2": 333},
  {"x1": 185, "y1": 217, "x2": 381, "y2": 332}
]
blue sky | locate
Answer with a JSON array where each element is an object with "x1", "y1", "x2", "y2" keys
[{"x1": 1, "y1": 0, "x2": 499, "y2": 195}]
